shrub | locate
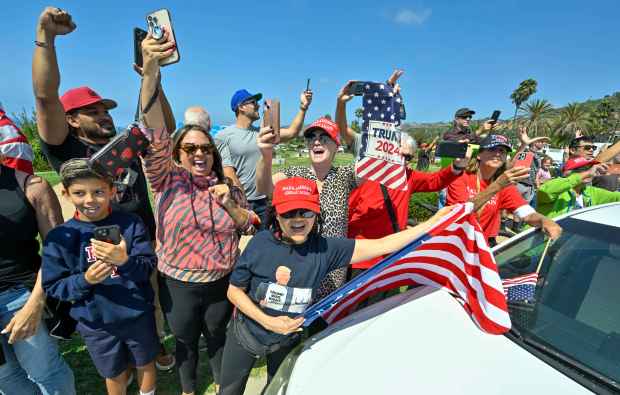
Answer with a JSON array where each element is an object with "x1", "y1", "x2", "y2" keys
[
  {"x1": 408, "y1": 191, "x2": 439, "y2": 224},
  {"x1": 12, "y1": 109, "x2": 51, "y2": 172}
]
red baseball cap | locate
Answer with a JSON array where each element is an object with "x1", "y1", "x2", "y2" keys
[
  {"x1": 563, "y1": 157, "x2": 600, "y2": 175},
  {"x1": 60, "y1": 86, "x2": 117, "y2": 113},
  {"x1": 272, "y1": 177, "x2": 320, "y2": 215},
  {"x1": 303, "y1": 117, "x2": 340, "y2": 146}
]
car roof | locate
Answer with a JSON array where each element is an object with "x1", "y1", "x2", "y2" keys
[{"x1": 565, "y1": 202, "x2": 620, "y2": 228}]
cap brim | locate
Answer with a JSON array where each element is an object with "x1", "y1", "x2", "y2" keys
[
  {"x1": 100, "y1": 99, "x2": 117, "y2": 110},
  {"x1": 275, "y1": 200, "x2": 320, "y2": 215},
  {"x1": 250, "y1": 93, "x2": 263, "y2": 102}
]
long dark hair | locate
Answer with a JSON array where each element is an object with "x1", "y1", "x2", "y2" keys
[
  {"x1": 173, "y1": 124, "x2": 227, "y2": 184},
  {"x1": 264, "y1": 205, "x2": 323, "y2": 241}
]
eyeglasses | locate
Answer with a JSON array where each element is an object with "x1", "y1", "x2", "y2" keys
[
  {"x1": 179, "y1": 143, "x2": 215, "y2": 155},
  {"x1": 305, "y1": 133, "x2": 332, "y2": 145},
  {"x1": 280, "y1": 209, "x2": 317, "y2": 219},
  {"x1": 578, "y1": 145, "x2": 596, "y2": 151}
]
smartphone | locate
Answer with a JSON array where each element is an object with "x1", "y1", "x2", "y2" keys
[
  {"x1": 306, "y1": 78, "x2": 311, "y2": 92},
  {"x1": 133, "y1": 27, "x2": 148, "y2": 68},
  {"x1": 93, "y1": 225, "x2": 122, "y2": 245},
  {"x1": 146, "y1": 9, "x2": 180, "y2": 66},
  {"x1": 89, "y1": 124, "x2": 150, "y2": 178},
  {"x1": 436, "y1": 142, "x2": 468, "y2": 158},
  {"x1": 513, "y1": 151, "x2": 534, "y2": 169},
  {"x1": 263, "y1": 99, "x2": 281, "y2": 140},
  {"x1": 346, "y1": 81, "x2": 366, "y2": 96},
  {"x1": 490, "y1": 110, "x2": 501, "y2": 124}
]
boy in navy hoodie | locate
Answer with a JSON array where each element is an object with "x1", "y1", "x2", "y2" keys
[{"x1": 42, "y1": 158, "x2": 158, "y2": 395}]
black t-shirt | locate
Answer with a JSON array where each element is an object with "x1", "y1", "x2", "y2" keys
[
  {"x1": 0, "y1": 166, "x2": 40, "y2": 292},
  {"x1": 41, "y1": 134, "x2": 156, "y2": 240},
  {"x1": 230, "y1": 230, "x2": 355, "y2": 345}
]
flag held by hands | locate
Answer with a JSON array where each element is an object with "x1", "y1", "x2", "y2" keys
[{"x1": 302, "y1": 203, "x2": 512, "y2": 335}]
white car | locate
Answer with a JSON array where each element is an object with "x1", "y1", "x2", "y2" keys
[{"x1": 265, "y1": 203, "x2": 620, "y2": 395}]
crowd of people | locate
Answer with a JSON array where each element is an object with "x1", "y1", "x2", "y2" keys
[{"x1": 2, "y1": 6, "x2": 620, "y2": 395}]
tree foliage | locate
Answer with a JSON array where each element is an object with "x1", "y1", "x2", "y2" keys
[{"x1": 12, "y1": 109, "x2": 51, "y2": 172}]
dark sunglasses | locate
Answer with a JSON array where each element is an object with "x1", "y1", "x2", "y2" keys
[
  {"x1": 179, "y1": 143, "x2": 216, "y2": 155},
  {"x1": 305, "y1": 133, "x2": 332, "y2": 145},
  {"x1": 578, "y1": 144, "x2": 596, "y2": 151},
  {"x1": 280, "y1": 209, "x2": 316, "y2": 219}
]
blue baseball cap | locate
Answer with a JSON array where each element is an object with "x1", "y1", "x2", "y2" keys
[{"x1": 230, "y1": 89, "x2": 263, "y2": 112}]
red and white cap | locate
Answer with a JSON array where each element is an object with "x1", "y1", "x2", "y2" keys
[
  {"x1": 272, "y1": 177, "x2": 320, "y2": 215},
  {"x1": 60, "y1": 86, "x2": 117, "y2": 113},
  {"x1": 563, "y1": 157, "x2": 600, "y2": 175},
  {"x1": 303, "y1": 117, "x2": 340, "y2": 146}
]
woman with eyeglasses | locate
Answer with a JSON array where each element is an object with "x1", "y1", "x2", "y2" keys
[
  {"x1": 256, "y1": 117, "x2": 358, "y2": 300},
  {"x1": 447, "y1": 134, "x2": 562, "y2": 246},
  {"x1": 219, "y1": 177, "x2": 452, "y2": 395}
]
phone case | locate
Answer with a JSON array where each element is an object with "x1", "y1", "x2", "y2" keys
[
  {"x1": 133, "y1": 28, "x2": 148, "y2": 68},
  {"x1": 263, "y1": 99, "x2": 280, "y2": 137},
  {"x1": 436, "y1": 142, "x2": 468, "y2": 158},
  {"x1": 513, "y1": 152, "x2": 534, "y2": 168},
  {"x1": 348, "y1": 82, "x2": 366, "y2": 96},
  {"x1": 146, "y1": 9, "x2": 180, "y2": 66},
  {"x1": 88, "y1": 124, "x2": 150, "y2": 178},
  {"x1": 93, "y1": 225, "x2": 121, "y2": 245},
  {"x1": 491, "y1": 110, "x2": 501, "y2": 122}
]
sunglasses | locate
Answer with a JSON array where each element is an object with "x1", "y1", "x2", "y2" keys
[
  {"x1": 280, "y1": 209, "x2": 317, "y2": 219},
  {"x1": 305, "y1": 133, "x2": 332, "y2": 145},
  {"x1": 458, "y1": 116, "x2": 472, "y2": 120},
  {"x1": 241, "y1": 100, "x2": 259, "y2": 108},
  {"x1": 577, "y1": 145, "x2": 596, "y2": 151},
  {"x1": 179, "y1": 143, "x2": 216, "y2": 155}
]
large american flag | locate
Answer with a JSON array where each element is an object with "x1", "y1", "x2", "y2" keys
[
  {"x1": 0, "y1": 109, "x2": 34, "y2": 174},
  {"x1": 302, "y1": 203, "x2": 512, "y2": 335},
  {"x1": 355, "y1": 82, "x2": 408, "y2": 190}
]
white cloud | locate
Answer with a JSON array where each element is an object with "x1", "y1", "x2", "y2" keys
[{"x1": 393, "y1": 8, "x2": 432, "y2": 25}]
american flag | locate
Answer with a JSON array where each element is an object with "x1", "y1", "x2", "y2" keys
[
  {"x1": 302, "y1": 203, "x2": 512, "y2": 335},
  {"x1": 502, "y1": 273, "x2": 538, "y2": 303},
  {"x1": 355, "y1": 82, "x2": 408, "y2": 190},
  {"x1": 0, "y1": 109, "x2": 34, "y2": 174}
]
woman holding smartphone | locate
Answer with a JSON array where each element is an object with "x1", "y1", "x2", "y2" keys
[
  {"x1": 219, "y1": 177, "x2": 452, "y2": 395},
  {"x1": 447, "y1": 134, "x2": 561, "y2": 245},
  {"x1": 138, "y1": 30, "x2": 257, "y2": 395}
]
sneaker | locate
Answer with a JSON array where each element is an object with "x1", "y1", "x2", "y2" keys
[{"x1": 155, "y1": 345, "x2": 175, "y2": 371}]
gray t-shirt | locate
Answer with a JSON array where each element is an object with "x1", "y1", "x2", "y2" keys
[{"x1": 214, "y1": 124, "x2": 264, "y2": 201}]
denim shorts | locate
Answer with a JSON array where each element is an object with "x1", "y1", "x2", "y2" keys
[{"x1": 77, "y1": 312, "x2": 159, "y2": 378}]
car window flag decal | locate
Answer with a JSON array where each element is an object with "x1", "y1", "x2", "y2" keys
[
  {"x1": 302, "y1": 203, "x2": 512, "y2": 335},
  {"x1": 0, "y1": 109, "x2": 34, "y2": 174}
]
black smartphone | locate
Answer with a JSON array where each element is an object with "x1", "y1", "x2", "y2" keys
[
  {"x1": 436, "y1": 142, "x2": 468, "y2": 158},
  {"x1": 490, "y1": 110, "x2": 501, "y2": 124},
  {"x1": 306, "y1": 78, "x2": 311, "y2": 92},
  {"x1": 93, "y1": 225, "x2": 122, "y2": 245},
  {"x1": 346, "y1": 81, "x2": 366, "y2": 96},
  {"x1": 133, "y1": 27, "x2": 148, "y2": 68}
]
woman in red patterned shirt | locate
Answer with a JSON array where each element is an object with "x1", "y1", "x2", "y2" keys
[{"x1": 137, "y1": 34, "x2": 257, "y2": 392}]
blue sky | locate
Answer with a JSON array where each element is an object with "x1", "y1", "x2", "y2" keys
[{"x1": 3, "y1": 0, "x2": 619, "y2": 128}]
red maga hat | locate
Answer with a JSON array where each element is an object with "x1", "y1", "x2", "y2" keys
[
  {"x1": 272, "y1": 177, "x2": 320, "y2": 215},
  {"x1": 563, "y1": 157, "x2": 599, "y2": 175},
  {"x1": 60, "y1": 86, "x2": 117, "y2": 113},
  {"x1": 303, "y1": 117, "x2": 340, "y2": 146}
]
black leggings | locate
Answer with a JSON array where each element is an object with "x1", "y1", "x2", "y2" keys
[
  {"x1": 159, "y1": 274, "x2": 233, "y2": 393},
  {"x1": 219, "y1": 326, "x2": 298, "y2": 395}
]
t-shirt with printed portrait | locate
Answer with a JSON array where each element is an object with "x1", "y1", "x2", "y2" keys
[{"x1": 230, "y1": 230, "x2": 355, "y2": 346}]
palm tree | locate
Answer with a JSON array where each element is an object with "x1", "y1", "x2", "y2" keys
[
  {"x1": 520, "y1": 99, "x2": 554, "y2": 137},
  {"x1": 557, "y1": 102, "x2": 589, "y2": 139},
  {"x1": 510, "y1": 79, "x2": 538, "y2": 125}
]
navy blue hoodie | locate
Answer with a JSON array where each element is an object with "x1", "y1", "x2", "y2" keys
[{"x1": 42, "y1": 211, "x2": 157, "y2": 328}]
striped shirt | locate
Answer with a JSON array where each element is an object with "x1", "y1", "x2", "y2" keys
[{"x1": 142, "y1": 130, "x2": 253, "y2": 283}]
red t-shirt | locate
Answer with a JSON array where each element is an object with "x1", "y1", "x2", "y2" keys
[
  {"x1": 348, "y1": 166, "x2": 460, "y2": 269},
  {"x1": 447, "y1": 172, "x2": 527, "y2": 240}
]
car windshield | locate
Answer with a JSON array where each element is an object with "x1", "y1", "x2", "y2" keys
[{"x1": 495, "y1": 217, "x2": 620, "y2": 388}]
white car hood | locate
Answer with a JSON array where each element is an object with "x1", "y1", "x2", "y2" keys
[{"x1": 287, "y1": 288, "x2": 593, "y2": 395}]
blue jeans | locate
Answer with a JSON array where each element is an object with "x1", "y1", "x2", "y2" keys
[{"x1": 0, "y1": 287, "x2": 75, "y2": 395}]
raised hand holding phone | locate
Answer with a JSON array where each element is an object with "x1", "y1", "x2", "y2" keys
[{"x1": 146, "y1": 9, "x2": 180, "y2": 66}]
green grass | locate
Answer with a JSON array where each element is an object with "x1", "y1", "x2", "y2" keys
[
  {"x1": 36, "y1": 170, "x2": 61, "y2": 187},
  {"x1": 59, "y1": 332, "x2": 267, "y2": 394}
]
